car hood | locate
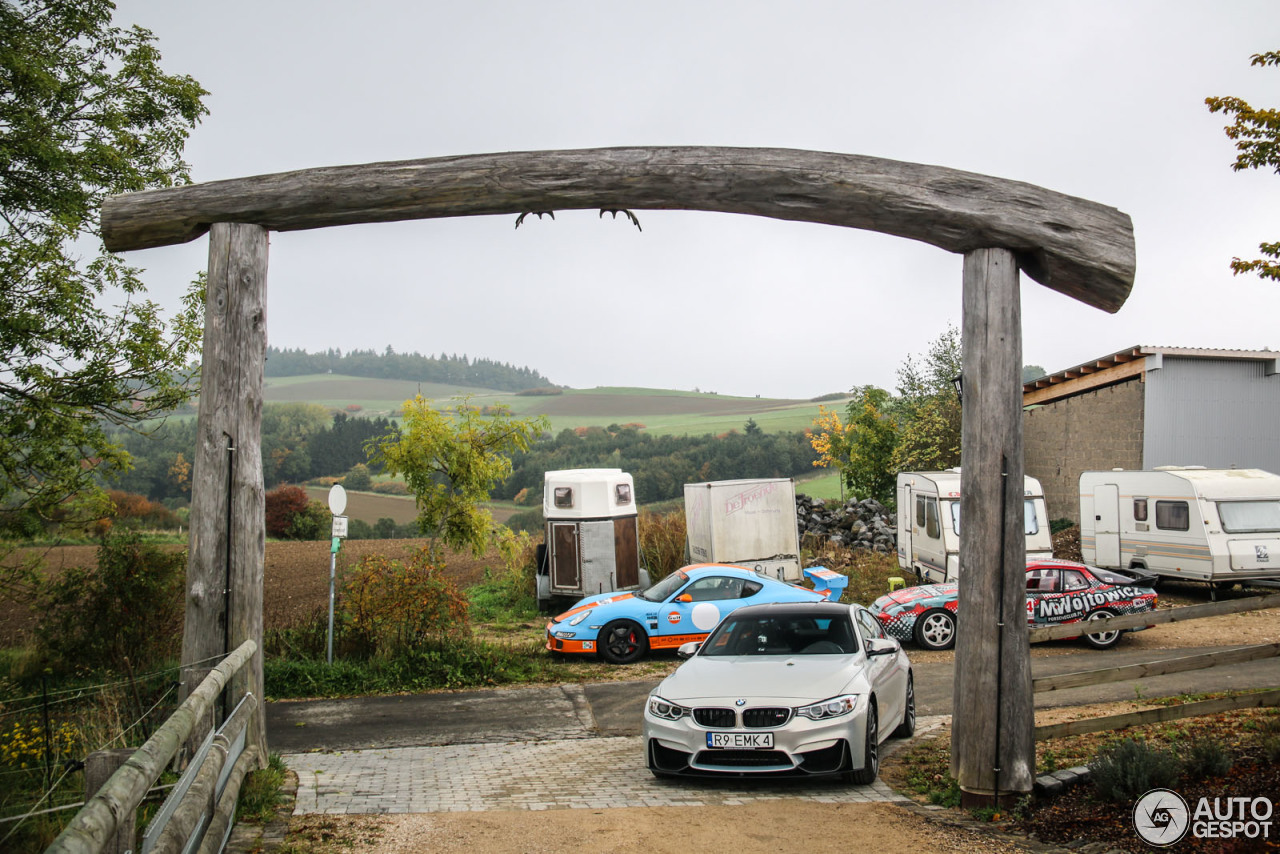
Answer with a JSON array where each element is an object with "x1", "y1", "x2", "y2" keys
[
  {"x1": 873, "y1": 582, "x2": 957, "y2": 612},
  {"x1": 653, "y1": 656, "x2": 868, "y2": 704},
  {"x1": 551, "y1": 591, "x2": 637, "y2": 624}
]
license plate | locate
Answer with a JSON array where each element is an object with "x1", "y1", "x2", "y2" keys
[{"x1": 706, "y1": 732, "x2": 773, "y2": 749}]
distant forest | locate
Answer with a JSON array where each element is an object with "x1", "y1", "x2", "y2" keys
[{"x1": 265, "y1": 346, "x2": 553, "y2": 392}]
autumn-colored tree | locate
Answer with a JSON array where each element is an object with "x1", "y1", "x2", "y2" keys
[
  {"x1": 1206, "y1": 50, "x2": 1280, "y2": 281},
  {"x1": 890, "y1": 326, "x2": 963, "y2": 473},
  {"x1": 369, "y1": 396, "x2": 549, "y2": 559},
  {"x1": 264, "y1": 485, "x2": 310, "y2": 539},
  {"x1": 168, "y1": 452, "x2": 192, "y2": 496}
]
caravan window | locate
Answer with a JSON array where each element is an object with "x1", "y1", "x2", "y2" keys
[
  {"x1": 1133, "y1": 498, "x2": 1149, "y2": 522},
  {"x1": 1155, "y1": 500, "x2": 1190, "y2": 531},
  {"x1": 614, "y1": 483, "x2": 632, "y2": 505},
  {"x1": 553, "y1": 487, "x2": 574, "y2": 509},
  {"x1": 949, "y1": 499, "x2": 1040, "y2": 535},
  {"x1": 1219, "y1": 501, "x2": 1280, "y2": 533},
  {"x1": 925, "y1": 498, "x2": 940, "y2": 539}
]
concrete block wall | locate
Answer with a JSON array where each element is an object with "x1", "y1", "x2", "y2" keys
[{"x1": 1023, "y1": 379, "x2": 1144, "y2": 525}]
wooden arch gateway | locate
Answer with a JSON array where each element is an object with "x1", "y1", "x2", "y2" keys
[{"x1": 102, "y1": 146, "x2": 1135, "y2": 806}]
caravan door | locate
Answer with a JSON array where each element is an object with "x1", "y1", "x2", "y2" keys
[{"x1": 1093, "y1": 484, "x2": 1121, "y2": 567}]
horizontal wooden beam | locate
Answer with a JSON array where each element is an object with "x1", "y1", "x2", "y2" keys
[
  {"x1": 1022, "y1": 356, "x2": 1147, "y2": 407},
  {"x1": 1033, "y1": 642, "x2": 1280, "y2": 693},
  {"x1": 1035, "y1": 687, "x2": 1280, "y2": 741},
  {"x1": 100, "y1": 146, "x2": 1135, "y2": 312},
  {"x1": 1027, "y1": 591, "x2": 1280, "y2": 643}
]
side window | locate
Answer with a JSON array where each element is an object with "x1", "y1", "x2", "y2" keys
[
  {"x1": 925, "y1": 498, "x2": 941, "y2": 539},
  {"x1": 854, "y1": 610, "x2": 884, "y2": 641},
  {"x1": 614, "y1": 483, "x2": 632, "y2": 505},
  {"x1": 684, "y1": 577, "x2": 739, "y2": 601},
  {"x1": 1133, "y1": 498, "x2": 1148, "y2": 522},
  {"x1": 1023, "y1": 500, "x2": 1040, "y2": 535},
  {"x1": 1026, "y1": 569, "x2": 1050, "y2": 592},
  {"x1": 1156, "y1": 500, "x2": 1190, "y2": 531},
  {"x1": 739, "y1": 580, "x2": 763, "y2": 598},
  {"x1": 916, "y1": 496, "x2": 926, "y2": 527},
  {"x1": 1062, "y1": 570, "x2": 1089, "y2": 591},
  {"x1": 553, "y1": 487, "x2": 573, "y2": 508}
]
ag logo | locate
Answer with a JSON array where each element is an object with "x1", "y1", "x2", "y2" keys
[{"x1": 1133, "y1": 788, "x2": 1189, "y2": 846}]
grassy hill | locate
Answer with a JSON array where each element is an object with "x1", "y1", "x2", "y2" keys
[{"x1": 264, "y1": 374, "x2": 850, "y2": 436}]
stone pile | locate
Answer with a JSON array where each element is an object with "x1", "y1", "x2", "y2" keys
[{"x1": 795, "y1": 494, "x2": 897, "y2": 553}]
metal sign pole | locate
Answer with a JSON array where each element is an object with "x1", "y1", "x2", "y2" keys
[{"x1": 326, "y1": 485, "x2": 348, "y2": 665}]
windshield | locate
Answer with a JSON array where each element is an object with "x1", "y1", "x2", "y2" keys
[
  {"x1": 951, "y1": 499, "x2": 1040, "y2": 536},
  {"x1": 1218, "y1": 500, "x2": 1280, "y2": 534},
  {"x1": 638, "y1": 571, "x2": 688, "y2": 602},
  {"x1": 700, "y1": 613, "x2": 857, "y2": 656}
]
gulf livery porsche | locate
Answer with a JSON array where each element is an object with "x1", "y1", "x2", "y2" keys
[
  {"x1": 546, "y1": 564, "x2": 847, "y2": 664},
  {"x1": 870, "y1": 558, "x2": 1157, "y2": 651}
]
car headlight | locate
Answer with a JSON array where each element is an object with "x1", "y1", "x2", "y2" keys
[
  {"x1": 553, "y1": 631, "x2": 575, "y2": 639},
  {"x1": 647, "y1": 696, "x2": 690, "y2": 721},
  {"x1": 568, "y1": 611, "x2": 591, "y2": 626},
  {"x1": 796, "y1": 694, "x2": 859, "y2": 721}
]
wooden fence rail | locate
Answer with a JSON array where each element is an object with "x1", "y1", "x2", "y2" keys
[
  {"x1": 45, "y1": 640, "x2": 257, "y2": 854},
  {"x1": 1033, "y1": 642, "x2": 1280, "y2": 694},
  {"x1": 1035, "y1": 688, "x2": 1280, "y2": 741},
  {"x1": 1026, "y1": 591, "x2": 1280, "y2": 643}
]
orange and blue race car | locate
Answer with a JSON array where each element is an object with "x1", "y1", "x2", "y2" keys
[{"x1": 546, "y1": 564, "x2": 848, "y2": 664}]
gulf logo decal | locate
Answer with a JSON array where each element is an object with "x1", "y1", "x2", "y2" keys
[{"x1": 667, "y1": 611, "x2": 682, "y2": 624}]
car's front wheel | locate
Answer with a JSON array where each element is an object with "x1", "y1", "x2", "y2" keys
[
  {"x1": 846, "y1": 702, "x2": 879, "y2": 785},
  {"x1": 1081, "y1": 608, "x2": 1122, "y2": 649},
  {"x1": 598, "y1": 619, "x2": 649, "y2": 664},
  {"x1": 914, "y1": 609, "x2": 957, "y2": 650}
]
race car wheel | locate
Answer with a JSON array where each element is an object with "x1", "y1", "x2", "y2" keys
[
  {"x1": 846, "y1": 702, "x2": 879, "y2": 785},
  {"x1": 1081, "y1": 608, "x2": 1122, "y2": 649},
  {"x1": 914, "y1": 609, "x2": 957, "y2": 651},
  {"x1": 599, "y1": 619, "x2": 649, "y2": 664},
  {"x1": 892, "y1": 672, "x2": 916, "y2": 739}
]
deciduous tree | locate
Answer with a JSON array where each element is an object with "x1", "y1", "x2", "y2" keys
[
  {"x1": 370, "y1": 396, "x2": 548, "y2": 559},
  {"x1": 0, "y1": 0, "x2": 208, "y2": 522},
  {"x1": 1207, "y1": 50, "x2": 1280, "y2": 281}
]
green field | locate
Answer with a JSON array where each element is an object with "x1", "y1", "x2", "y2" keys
[{"x1": 263, "y1": 375, "x2": 850, "y2": 436}]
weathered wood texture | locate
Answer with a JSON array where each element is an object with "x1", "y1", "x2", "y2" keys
[
  {"x1": 179, "y1": 222, "x2": 268, "y2": 766},
  {"x1": 1033, "y1": 643, "x2": 1280, "y2": 693},
  {"x1": 1027, "y1": 591, "x2": 1280, "y2": 643},
  {"x1": 1034, "y1": 688, "x2": 1280, "y2": 741},
  {"x1": 951, "y1": 248, "x2": 1035, "y2": 800},
  {"x1": 47, "y1": 641, "x2": 257, "y2": 854},
  {"x1": 83, "y1": 750, "x2": 135, "y2": 854},
  {"x1": 100, "y1": 147, "x2": 1135, "y2": 312}
]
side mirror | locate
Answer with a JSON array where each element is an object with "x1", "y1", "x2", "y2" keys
[
  {"x1": 677, "y1": 641, "x2": 701, "y2": 659},
  {"x1": 676, "y1": 594, "x2": 692, "y2": 603},
  {"x1": 866, "y1": 637, "x2": 901, "y2": 657}
]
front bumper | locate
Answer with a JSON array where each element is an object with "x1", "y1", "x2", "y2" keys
[
  {"x1": 643, "y1": 703, "x2": 869, "y2": 778},
  {"x1": 545, "y1": 623, "x2": 596, "y2": 654}
]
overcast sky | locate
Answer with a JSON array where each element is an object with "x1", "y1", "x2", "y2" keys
[{"x1": 109, "y1": 0, "x2": 1280, "y2": 399}]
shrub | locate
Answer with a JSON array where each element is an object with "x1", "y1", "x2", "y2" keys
[
  {"x1": 34, "y1": 534, "x2": 185, "y2": 673},
  {"x1": 339, "y1": 547, "x2": 470, "y2": 658},
  {"x1": 370, "y1": 480, "x2": 410, "y2": 496},
  {"x1": 639, "y1": 510, "x2": 687, "y2": 582},
  {"x1": 265, "y1": 486, "x2": 310, "y2": 538},
  {"x1": 1180, "y1": 737, "x2": 1233, "y2": 779},
  {"x1": 505, "y1": 506, "x2": 544, "y2": 535},
  {"x1": 1089, "y1": 738, "x2": 1181, "y2": 801},
  {"x1": 287, "y1": 500, "x2": 330, "y2": 540},
  {"x1": 342, "y1": 464, "x2": 373, "y2": 491}
]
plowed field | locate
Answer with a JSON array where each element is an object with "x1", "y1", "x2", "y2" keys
[{"x1": 0, "y1": 538, "x2": 497, "y2": 646}]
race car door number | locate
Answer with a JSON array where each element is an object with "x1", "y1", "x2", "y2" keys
[{"x1": 706, "y1": 732, "x2": 774, "y2": 749}]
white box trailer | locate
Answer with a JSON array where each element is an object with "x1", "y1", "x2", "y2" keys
[
  {"x1": 896, "y1": 469, "x2": 1053, "y2": 584},
  {"x1": 536, "y1": 468, "x2": 646, "y2": 611},
  {"x1": 683, "y1": 478, "x2": 802, "y2": 582},
  {"x1": 1079, "y1": 467, "x2": 1280, "y2": 587}
]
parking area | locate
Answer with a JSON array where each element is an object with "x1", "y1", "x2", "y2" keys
[{"x1": 283, "y1": 721, "x2": 944, "y2": 815}]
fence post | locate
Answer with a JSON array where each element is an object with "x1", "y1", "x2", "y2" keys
[{"x1": 84, "y1": 749, "x2": 136, "y2": 854}]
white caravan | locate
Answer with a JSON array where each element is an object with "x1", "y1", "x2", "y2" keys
[
  {"x1": 896, "y1": 469, "x2": 1053, "y2": 584},
  {"x1": 1079, "y1": 467, "x2": 1280, "y2": 587}
]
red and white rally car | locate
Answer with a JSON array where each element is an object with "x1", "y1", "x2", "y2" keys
[{"x1": 870, "y1": 558, "x2": 1158, "y2": 650}]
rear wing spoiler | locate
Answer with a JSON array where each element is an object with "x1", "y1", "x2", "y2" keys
[{"x1": 802, "y1": 566, "x2": 849, "y2": 601}]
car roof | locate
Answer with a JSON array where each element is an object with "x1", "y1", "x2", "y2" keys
[
  {"x1": 720, "y1": 601, "x2": 853, "y2": 619},
  {"x1": 678, "y1": 564, "x2": 773, "y2": 579}
]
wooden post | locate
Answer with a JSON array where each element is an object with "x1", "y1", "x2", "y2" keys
[
  {"x1": 83, "y1": 749, "x2": 135, "y2": 854},
  {"x1": 951, "y1": 247, "x2": 1035, "y2": 806},
  {"x1": 179, "y1": 222, "x2": 268, "y2": 766}
]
